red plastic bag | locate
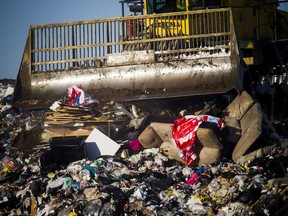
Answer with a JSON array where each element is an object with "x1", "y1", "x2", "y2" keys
[
  {"x1": 66, "y1": 85, "x2": 97, "y2": 106},
  {"x1": 171, "y1": 115, "x2": 223, "y2": 166},
  {"x1": 67, "y1": 85, "x2": 85, "y2": 106}
]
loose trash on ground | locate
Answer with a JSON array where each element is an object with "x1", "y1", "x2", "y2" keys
[{"x1": 0, "y1": 81, "x2": 288, "y2": 215}]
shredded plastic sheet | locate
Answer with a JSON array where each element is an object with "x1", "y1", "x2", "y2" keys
[{"x1": 172, "y1": 115, "x2": 224, "y2": 166}]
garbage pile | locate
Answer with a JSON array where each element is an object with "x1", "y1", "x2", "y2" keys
[
  {"x1": 1, "y1": 145, "x2": 288, "y2": 215},
  {"x1": 0, "y1": 82, "x2": 288, "y2": 215}
]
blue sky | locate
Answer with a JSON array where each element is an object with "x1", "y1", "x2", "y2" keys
[
  {"x1": 0, "y1": 0, "x2": 123, "y2": 79},
  {"x1": 0, "y1": 1, "x2": 287, "y2": 79}
]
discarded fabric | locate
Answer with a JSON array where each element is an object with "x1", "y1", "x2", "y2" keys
[{"x1": 172, "y1": 115, "x2": 224, "y2": 165}]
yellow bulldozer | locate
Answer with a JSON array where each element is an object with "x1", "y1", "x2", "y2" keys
[{"x1": 12, "y1": 0, "x2": 288, "y2": 108}]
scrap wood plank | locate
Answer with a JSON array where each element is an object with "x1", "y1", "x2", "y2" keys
[
  {"x1": 45, "y1": 117, "x2": 97, "y2": 123},
  {"x1": 44, "y1": 120, "x2": 76, "y2": 125},
  {"x1": 45, "y1": 110, "x2": 88, "y2": 117},
  {"x1": 43, "y1": 126, "x2": 96, "y2": 138},
  {"x1": 60, "y1": 104, "x2": 94, "y2": 111},
  {"x1": 45, "y1": 111, "x2": 95, "y2": 118},
  {"x1": 46, "y1": 110, "x2": 91, "y2": 116},
  {"x1": 44, "y1": 116, "x2": 116, "y2": 124},
  {"x1": 46, "y1": 110, "x2": 90, "y2": 114},
  {"x1": 45, "y1": 116, "x2": 75, "y2": 121},
  {"x1": 46, "y1": 115, "x2": 93, "y2": 120},
  {"x1": 46, "y1": 110, "x2": 100, "y2": 119},
  {"x1": 44, "y1": 120, "x2": 119, "y2": 127}
]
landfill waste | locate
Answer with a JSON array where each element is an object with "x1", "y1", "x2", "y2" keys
[
  {"x1": 0, "y1": 146, "x2": 288, "y2": 215},
  {"x1": 66, "y1": 85, "x2": 98, "y2": 107},
  {"x1": 171, "y1": 115, "x2": 224, "y2": 165},
  {"x1": 0, "y1": 79, "x2": 288, "y2": 215}
]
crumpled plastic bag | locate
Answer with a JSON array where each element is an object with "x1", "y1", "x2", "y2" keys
[
  {"x1": 171, "y1": 115, "x2": 224, "y2": 166},
  {"x1": 66, "y1": 85, "x2": 97, "y2": 106}
]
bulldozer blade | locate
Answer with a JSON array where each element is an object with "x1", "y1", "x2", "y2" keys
[
  {"x1": 12, "y1": 52, "x2": 243, "y2": 109},
  {"x1": 12, "y1": 8, "x2": 244, "y2": 109}
]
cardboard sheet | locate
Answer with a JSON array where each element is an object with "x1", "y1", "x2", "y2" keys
[{"x1": 85, "y1": 128, "x2": 120, "y2": 160}]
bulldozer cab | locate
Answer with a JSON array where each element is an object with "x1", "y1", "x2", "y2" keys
[
  {"x1": 140, "y1": 0, "x2": 228, "y2": 50},
  {"x1": 144, "y1": 0, "x2": 189, "y2": 37},
  {"x1": 144, "y1": 0, "x2": 218, "y2": 37},
  {"x1": 144, "y1": 0, "x2": 221, "y2": 14},
  {"x1": 145, "y1": 0, "x2": 182, "y2": 14}
]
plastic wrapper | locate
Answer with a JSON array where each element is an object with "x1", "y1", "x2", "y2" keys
[{"x1": 66, "y1": 85, "x2": 97, "y2": 106}]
